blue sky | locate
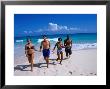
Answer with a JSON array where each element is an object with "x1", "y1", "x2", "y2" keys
[{"x1": 14, "y1": 14, "x2": 97, "y2": 37}]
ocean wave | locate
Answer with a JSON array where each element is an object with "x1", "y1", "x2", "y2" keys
[
  {"x1": 73, "y1": 43, "x2": 97, "y2": 50},
  {"x1": 16, "y1": 40, "x2": 23, "y2": 43},
  {"x1": 37, "y1": 38, "x2": 58, "y2": 43}
]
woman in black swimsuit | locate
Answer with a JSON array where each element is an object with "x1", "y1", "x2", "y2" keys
[{"x1": 25, "y1": 39, "x2": 36, "y2": 72}]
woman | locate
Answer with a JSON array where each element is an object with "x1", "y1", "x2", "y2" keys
[
  {"x1": 25, "y1": 39, "x2": 35, "y2": 72},
  {"x1": 53, "y1": 38, "x2": 64, "y2": 64}
]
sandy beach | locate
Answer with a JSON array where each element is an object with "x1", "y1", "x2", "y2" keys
[{"x1": 14, "y1": 49, "x2": 97, "y2": 76}]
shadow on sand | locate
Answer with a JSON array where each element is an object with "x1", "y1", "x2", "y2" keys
[
  {"x1": 14, "y1": 65, "x2": 30, "y2": 71},
  {"x1": 14, "y1": 61, "x2": 56, "y2": 71}
]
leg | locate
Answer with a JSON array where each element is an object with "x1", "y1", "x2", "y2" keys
[
  {"x1": 45, "y1": 57, "x2": 49, "y2": 68},
  {"x1": 27, "y1": 55, "x2": 31, "y2": 63},
  {"x1": 67, "y1": 50, "x2": 70, "y2": 58},
  {"x1": 65, "y1": 48, "x2": 68, "y2": 58},
  {"x1": 66, "y1": 52, "x2": 69, "y2": 58},
  {"x1": 60, "y1": 51, "x2": 63, "y2": 64},
  {"x1": 31, "y1": 54, "x2": 34, "y2": 72},
  {"x1": 69, "y1": 49, "x2": 72, "y2": 58},
  {"x1": 46, "y1": 49, "x2": 50, "y2": 68},
  {"x1": 44, "y1": 57, "x2": 49, "y2": 68},
  {"x1": 31, "y1": 62, "x2": 33, "y2": 72},
  {"x1": 57, "y1": 53, "x2": 60, "y2": 61}
]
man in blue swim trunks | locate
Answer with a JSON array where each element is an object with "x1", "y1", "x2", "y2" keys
[
  {"x1": 53, "y1": 38, "x2": 64, "y2": 64},
  {"x1": 40, "y1": 35, "x2": 50, "y2": 68}
]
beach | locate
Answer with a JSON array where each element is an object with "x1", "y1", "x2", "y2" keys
[
  {"x1": 14, "y1": 48, "x2": 97, "y2": 76},
  {"x1": 14, "y1": 14, "x2": 97, "y2": 76},
  {"x1": 14, "y1": 33, "x2": 97, "y2": 76}
]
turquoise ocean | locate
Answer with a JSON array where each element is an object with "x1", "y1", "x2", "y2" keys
[{"x1": 14, "y1": 33, "x2": 97, "y2": 51}]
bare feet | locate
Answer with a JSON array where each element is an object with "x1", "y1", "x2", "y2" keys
[
  {"x1": 56, "y1": 58, "x2": 59, "y2": 61},
  {"x1": 47, "y1": 65, "x2": 48, "y2": 68},
  {"x1": 31, "y1": 69, "x2": 33, "y2": 72},
  {"x1": 60, "y1": 60, "x2": 62, "y2": 65}
]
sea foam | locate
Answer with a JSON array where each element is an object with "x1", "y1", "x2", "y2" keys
[
  {"x1": 73, "y1": 43, "x2": 97, "y2": 50},
  {"x1": 16, "y1": 40, "x2": 23, "y2": 43},
  {"x1": 37, "y1": 38, "x2": 58, "y2": 43}
]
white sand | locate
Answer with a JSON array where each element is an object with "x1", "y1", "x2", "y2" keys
[{"x1": 14, "y1": 49, "x2": 97, "y2": 76}]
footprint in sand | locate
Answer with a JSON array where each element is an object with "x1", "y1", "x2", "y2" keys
[
  {"x1": 73, "y1": 70, "x2": 76, "y2": 72},
  {"x1": 53, "y1": 61, "x2": 57, "y2": 65},
  {"x1": 94, "y1": 73, "x2": 97, "y2": 75},
  {"x1": 69, "y1": 71, "x2": 72, "y2": 75},
  {"x1": 90, "y1": 73, "x2": 93, "y2": 75},
  {"x1": 80, "y1": 74, "x2": 83, "y2": 75}
]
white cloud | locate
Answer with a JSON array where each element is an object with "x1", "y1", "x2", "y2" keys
[
  {"x1": 63, "y1": 26, "x2": 68, "y2": 30},
  {"x1": 48, "y1": 22, "x2": 79, "y2": 32},
  {"x1": 24, "y1": 31, "x2": 27, "y2": 34},
  {"x1": 24, "y1": 31, "x2": 33, "y2": 34},
  {"x1": 48, "y1": 22, "x2": 69, "y2": 31},
  {"x1": 35, "y1": 29, "x2": 43, "y2": 32},
  {"x1": 48, "y1": 23, "x2": 58, "y2": 31},
  {"x1": 58, "y1": 25, "x2": 68, "y2": 30},
  {"x1": 70, "y1": 27, "x2": 79, "y2": 30},
  {"x1": 23, "y1": 23, "x2": 80, "y2": 35},
  {"x1": 29, "y1": 31, "x2": 33, "y2": 33}
]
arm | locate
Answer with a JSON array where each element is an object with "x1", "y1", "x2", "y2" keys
[
  {"x1": 71, "y1": 40, "x2": 72, "y2": 48},
  {"x1": 53, "y1": 43, "x2": 57, "y2": 51},
  {"x1": 61, "y1": 43, "x2": 65, "y2": 48},
  {"x1": 33, "y1": 46, "x2": 37, "y2": 51},
  {"x1": 64, "y1": 40, "x2": 66, "y2": 47},
  {"x1": 25, "y1": 45, "x2": 27, "y2": 56},
  {"x1": 40, "y1": 41, "x2": 43, "y2": 52},
  {"x1": 48, "y1": 41, "x2": 50, "y2": 49}
]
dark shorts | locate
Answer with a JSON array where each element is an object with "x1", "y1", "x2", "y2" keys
[
  {"x1": 65, "y1": 47, "x2": 72, "y2": 55},
  {"x1": 42, "y1": 49, "x2": 50, "y2": 58}
]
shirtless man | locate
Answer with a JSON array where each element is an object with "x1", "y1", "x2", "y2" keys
[
  {"x1": 40, "y1": 35, "x2": 50, "y2": 68},
  {"x1": 64, "y1": 35, "x2": 72, "y2": 58},
  {"x1": 53, "y1": 38, "x2": 64, "y2": 64}
]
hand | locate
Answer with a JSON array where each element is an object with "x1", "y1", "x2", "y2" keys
[
  {"x1": 35, "y1": 49, "x2": 38, "y2": 51},
  {"x1": 52, "y1": 50, "x2": 55, "y2": 54},
  {"x1": 62, "y1": 46, "x2": 65, "y2": 48},
  {"x1": 26, "y1": 54, "x2": 28, "y2": 57},
  {"x1": 52, "y1": 49, "x2": 55, "y2": 52}
]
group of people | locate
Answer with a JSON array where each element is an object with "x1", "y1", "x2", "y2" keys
[{"x1": 25, "y1": 35, "x2": 72, "y2": 72}]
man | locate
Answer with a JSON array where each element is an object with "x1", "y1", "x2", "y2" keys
[
  {"x1": 64, "y1": 35, "x2": 72, "y2": 58},
  {"x1": 53, "y1": 38, "x2": 64, "y2": 64},
  {"x1": 40, "y1": 35, "x2": 50, "y2": 68}
]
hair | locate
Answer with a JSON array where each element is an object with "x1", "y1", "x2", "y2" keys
[
  {"x1": 26, "y1": 36, "x2": 32, "y2": 42},
  {"x1": 58, "y1": 37, "x2": 62, "y2": 41},
  {"x1": 67, "y1": 35, "x2": 69, "y2": 39},
  {"x1": 43, "y1": 35, "x2": 46, "y2": 37},
  {"x1": 27, "y1": 38, "x2": 31, "y2": 42}
]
